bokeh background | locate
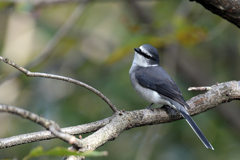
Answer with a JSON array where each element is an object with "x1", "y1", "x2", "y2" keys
[{"x1": 0, "y1": 0, "x2": 240, "y2": 160}]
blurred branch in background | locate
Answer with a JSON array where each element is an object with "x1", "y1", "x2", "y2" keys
[
  {"x1": 2, "y1": 0, "x2": 240, "y2": 29},
  {"x1": 0, "y1": 1, "x2": 88, "y2": 85}
]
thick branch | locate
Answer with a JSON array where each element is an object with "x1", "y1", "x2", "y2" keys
[
  {"x1": 0, "y1": 81, "x2": 239, "y2": 150},
  {"x1": 78, "y1": 81, "x2": 240, "y2": 151},
  {"x1": 192, "y1": 0, "x2": 240, "y2": 28}
]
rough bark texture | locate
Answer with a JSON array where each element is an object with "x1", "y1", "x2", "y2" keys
[
  {"x1": 77, "y1": 80, "x2": 240, "y2": 151},
  {"x1": 1, "y1": 81, "x2": 239, "y2": 151},
  {"x1": 192, "y1": 0, "x2": 240, "y2": 28}
]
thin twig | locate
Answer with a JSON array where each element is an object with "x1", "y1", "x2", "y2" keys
[
  {"x1": 0, "y1": 103, "x2": 55, "y2": 128},
  {"x1": 0, "y1": 56, "x2": 118, "y2": 112},
  {"x1": 29, "y1": 2, "x2": 87, "y2": 68},
  {"x1": 0, "y1": 104, "x2": 84, "y2": 148},
  {"x1": 0, "y1": 0, "x2": 156, "y2": 6},
  {"x1": 188, "y1": 86, "x2": 212, "y2": 91},
  {"x1": 0, "y1": 117, "x2": 111, "y2": 149},
  {"x1": 49, "y1": 125, "x2": 83, "y2": 149}
]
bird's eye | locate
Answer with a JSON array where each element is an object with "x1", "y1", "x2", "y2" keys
[
  {"x1": 134, "y1": 48, "x2": 152, "y2": 59},
  {"x1": 140, "y1": 51, "x2": 151, "y2": 59}
]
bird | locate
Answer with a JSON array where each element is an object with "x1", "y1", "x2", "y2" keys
[{"x1": 129, "y1": 44, "x2": 214, "y2": 150}]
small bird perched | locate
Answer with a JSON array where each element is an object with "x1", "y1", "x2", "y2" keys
[{"x1": 129, "y1": 44, "x2": 214, "y2": 150}]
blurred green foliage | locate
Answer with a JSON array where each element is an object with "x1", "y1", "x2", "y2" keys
[
  {"x1": 23, "y1": 146, "x2": 107, "y2": 160},
  {"x1": 0, "y1": 0, "x2": 240, "y2": 160}
]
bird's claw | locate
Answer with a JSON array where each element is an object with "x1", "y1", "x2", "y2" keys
[{"x1": 146, "y1": 103, "x2": 154, "y2": 111}]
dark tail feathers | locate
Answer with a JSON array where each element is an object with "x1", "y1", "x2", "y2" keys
[{"x1": 180, "y1": 109, "x2": 214, "y2": 150}]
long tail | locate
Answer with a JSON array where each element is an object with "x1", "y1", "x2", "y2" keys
[{"x1": 179, "y1": 109, "x2": 214, "y2": 150}]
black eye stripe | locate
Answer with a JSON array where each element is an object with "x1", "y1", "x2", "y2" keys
[
  {"x1": 139, "y1": 51, "x2": 151, "y2": 59},
  {"x1": 135, "y1": 48, "x2": 151, "y2": 59}
]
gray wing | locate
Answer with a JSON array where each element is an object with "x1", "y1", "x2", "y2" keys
[
  {"x1": 135, "y1": 66, "x2": 190, "y2": 108},
  {"x1": 135, "y1": 66, "x2": 214, "y2": 149}
]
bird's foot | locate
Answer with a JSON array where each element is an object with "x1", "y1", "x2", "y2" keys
[
  {"x1": 162, "y1": 105, "x2": 172, "y2": 115},
  {"x1": 146, "y1": 103, "x2": 154, "y2": 111}
]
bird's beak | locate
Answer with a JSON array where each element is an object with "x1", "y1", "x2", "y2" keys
[{"x1": 134, "y1": 48, "x2": 141, "y2": 53}]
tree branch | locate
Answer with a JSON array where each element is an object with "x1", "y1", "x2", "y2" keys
[
  {"x1": 0, "y1": 81, "x2": 239, "y2": 150},
  {"x1": 0, "y1": 104, "x2": 84, "y2": 149},
  {"x1": 3, "y1": 0, "x2": 240, "y2": 28},
  {"x1": 188, "y1": 86, "x2": 212, "y2": 91},
  {"x1": 0, "y1": 56, "x2": 118, "y2": 112},
  {"x1": 0, "y1": 117, "x2": 111, "y2": 149},
  {"x1": 78, "y1": 80, "x2": 240, "y2": 151},
  {"x1": 191, "y1": 0, "x2": 240, "y2": 28}
]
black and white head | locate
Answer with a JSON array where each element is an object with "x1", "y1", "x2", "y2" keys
[{"x1": 133, "y1": 44, "x2": 159, "y2": 67}]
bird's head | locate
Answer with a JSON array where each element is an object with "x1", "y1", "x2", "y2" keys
[{"x1": 133, "y1": 44, "x2": 160, "y2": 67}]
